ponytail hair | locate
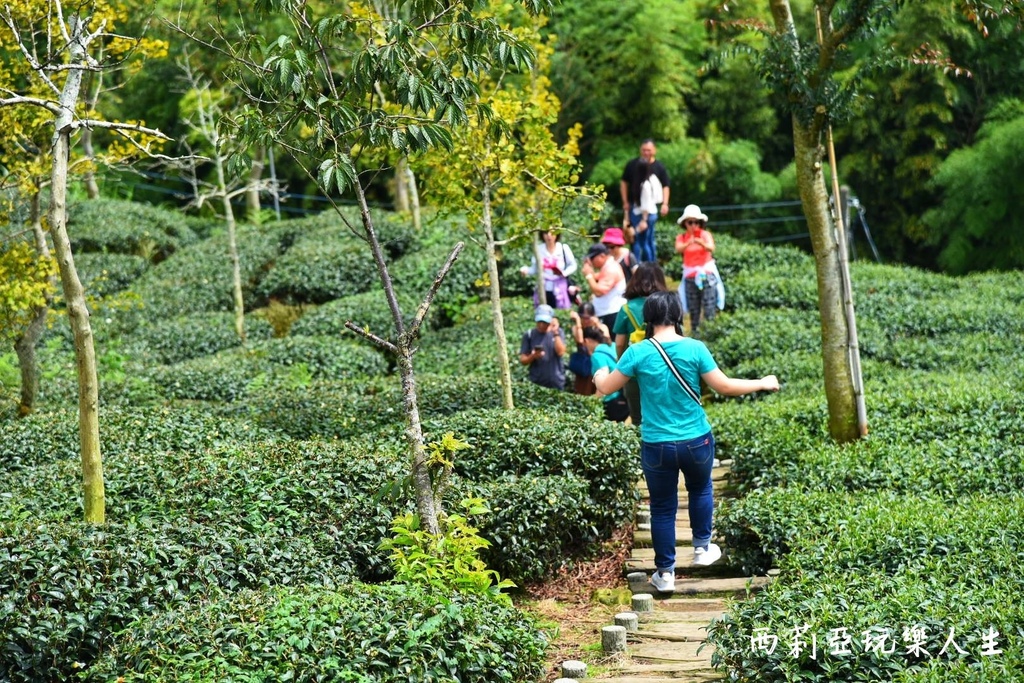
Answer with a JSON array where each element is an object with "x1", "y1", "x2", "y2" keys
[{"x1": 642, "y1": 290, "x2": 684, "y2": 338}]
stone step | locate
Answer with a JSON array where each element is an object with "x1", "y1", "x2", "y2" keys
[
  {"x1": 629, "y1": 575, "x2": 772, "y2": 597},
  {"x1": 606, "y1": 672, "x2": 724, "y2": 682},
  {"x1": 623, "y1": 639, "x2": 709, "y2": 664},
  {"x1": 627, "y1": 547, "x2": 737, "y2": 574},
  {"x1": 633, "y1": 525, "x2": 694, "y2": 546}
]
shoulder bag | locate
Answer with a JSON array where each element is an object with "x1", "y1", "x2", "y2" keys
[{"x1": 649, "y1": 338, "x2": 702, "y2": 406}]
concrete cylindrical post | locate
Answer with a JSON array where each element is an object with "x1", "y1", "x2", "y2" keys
[
  {"x1": 635, "y1": 509, "x2": 651, "y2": 526},
  {"x1": 626, "y1": 571, "x2": 648, "y2": 593},
  {"x1": 602, "y1": 625, "x2": 627, "y2": 653},
  {"x1": 561, "y1": 660, "x2": 587, "y2": 679},
  {"x1": 632, "y1": 592, "x2": 654, "y2": 612},
  {"x1": 614, "y1": 611, "x2": 639, "y2": 632}
]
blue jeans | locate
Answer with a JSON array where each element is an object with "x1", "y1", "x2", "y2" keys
[
  {"x1": 630, "y1": 211, "x2": 658, "y2": 263},
  {"x1": 641, "y1": 431, "x2": 715, "y2": 572}
]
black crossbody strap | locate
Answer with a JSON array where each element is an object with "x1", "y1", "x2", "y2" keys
[{"x1": 649, "y1": 338, "x2": 702, "y2": 406}]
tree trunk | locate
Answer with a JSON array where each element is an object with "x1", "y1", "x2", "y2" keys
[
  {"x1": 353, "y1": 176, "x2": 441, "y2": 535},
  {"x1": 81, "y1": 61, "x2": 102, "y2": 199},
  {"x1": 791, "y1": 115, "x2": 859, "y2": 442},
  {"x1": 15, "y1": 191, "x2": 52, "y2": 417},
  {"x1": 51, "y1": 14, "x2": 105, "y2": 523},
  {"x1": 480, "y1": 180, "x2": 515, "y2": 409},
  {"x1": 394, "y1": 156, "x2": 410, "y2": 212},
  {"x1": 406, "y1": 163, "x2": 421, "y2": 232},
  {"x1": 216, "y1": 151, "x2": 247, "y2": 344},
  {"x1": 246, "y1": 146, "x2": 265, "y2": 223}
]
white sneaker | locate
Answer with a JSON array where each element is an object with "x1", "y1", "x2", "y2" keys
[
  {"x1": 649, "y1": 570, "x2": 675, "y2": 593},
  {"x1": 694, "y1": 543, "x2": 722, "y2": 566}
]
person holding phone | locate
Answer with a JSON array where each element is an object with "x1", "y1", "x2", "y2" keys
[
  {"x1": 519, "y1": 229, "x2": 578, "y2": 309},
  {"x1": 519, "y1": 304, "x2": 567, "y2": 389}
]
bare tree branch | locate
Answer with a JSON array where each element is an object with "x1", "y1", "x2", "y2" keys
[
  {"x1": 408, "y1": 242, "x2": 464, "y2": 339},
  {"x1": 344, "y1": 321, "x2": 399, "y2": 355}
]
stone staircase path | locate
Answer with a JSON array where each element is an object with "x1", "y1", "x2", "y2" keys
[{"x1": 567, "y1": 462, "x2": 770, "y2": 682}]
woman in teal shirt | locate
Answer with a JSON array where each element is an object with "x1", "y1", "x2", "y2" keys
[
  {"x1": 582, "y1": 326, "x2": 628, "y2": 422},
  {"x1": 594, "y1": 291, "x2": 779, "y2": 593}
]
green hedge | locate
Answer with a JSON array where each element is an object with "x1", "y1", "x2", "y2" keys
[
  {"x1": 708, "y1": 492, "x2": 1024, "y2": 682},
  {"x1": 67, "y1": 198, "x2": 197, "y2": 261},
  {"x1": 471, "y1": 474, "x2": 592, "y2": 583},
  {"x1": 718, "y1": 376, "x2": 1024, "y2": 497},
  {"x1": 255, "y1": 235, "x2": 382, "y2": 304},
  {"x1": 73, "y1": 253, "x2": 150, "y2": 296},
  {"x1": 0, "y1": 405, "x2": 279, "y2": 473},
  {"x1": 0, "y1": 518, "x2": 357, "y2": 683},
  {"x1": 234, "y1": 374, "x2": 599, "y2": 441},
  {"x1": 127, "y1": 312, "x2": 274, "y2": 365},
  {"x1": 120, "y1": 221, "x2": 303, "y2": 324},
  {"x1": 701, "y1": 308, "x2": 822, "y2": 369},
  {"x1": 289, "y1": 288, "x2": 424, "y2": 339},
  {"x1": 87, "y1": 584, "x2": 547, "y2": 683},
  {"x1": 426, "y1": 408, "x2": 641, "y2": 537},
  {"x1": 143, "y1": 336, "x2": 388, "y2": 402}
]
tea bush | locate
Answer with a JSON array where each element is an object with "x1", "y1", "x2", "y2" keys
[
  {"x1": 127, "y1": 312, "x2": 274, "y2": 364},
  {"x1": 236, "y1": 374, "x2": 598, "y2": 441},
  {"x1": 87, "y1": 584, "x2": 547, "y2": 683},
  {"x1": 0, "y1": 405, "x2": 278, "y2": 473},
  {"x1": 390, "y1": 237, "x2": 491, "y2": 324},
  {"x1": 471, "y1": 474, "x2": 591, "y2": 583},
  {"x1": 143, "y1": 336, "x2": 387, "y2": 401},
  {"x1": 708, "y1": 492, "x2": 1024, "y2": 682},
  {"x1": 67, "y1": 198, "x2": 196, "y2": 260},
  {"x1": 701, "y1": 308, "x2": 822, "y2": 368},
  {"x1": 255, "y1": 234, "x2": 381, "y2": 303},
  {"x1": 426, "y1": 408, "x2": 641, "y2": 537},
  {"x1": 289, "y1": 288, "x2": 424, "y2": 338},
  {"x1": 0, "y1": 518, "x2": 357, "y2": 683},
  {"x1": 121, "y1": 221, "x2": 304, "y2": 324},
  {"x1": 73, "y1": 253, "x2": 150, "y2": 297}
]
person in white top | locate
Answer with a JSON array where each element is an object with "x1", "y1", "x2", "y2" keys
[
  {"x1": 580, "y1": 243, "x2": 626, "y2": 331},
  {"x1": 519, "y1": 229, "x2": 578, "y2": 309}
]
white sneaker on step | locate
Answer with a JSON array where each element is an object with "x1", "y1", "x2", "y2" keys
[
  {"x1": 649, "y1": 570, "x2": 675, "y2": 593},
  {"x1": 693, "y1": 543, "x2": 722, "y2": 566}
]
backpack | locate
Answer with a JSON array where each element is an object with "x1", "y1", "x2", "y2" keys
[{"x1": 622, "y1": 304, "x2": 646, "y2": 344}]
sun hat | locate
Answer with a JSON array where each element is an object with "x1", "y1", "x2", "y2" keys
[
  {"x1": 600, "y1": 227, "x2": 626, "y2": 246},
  {"x1": 586, "y1": 243, "x2": 610, "y2": 260},
  {"x1": 676, "y1": 204, "x2": 708, "y2": 225},
  {"x1": 534, "y1": 305, "x2": 554, "y2": 323}
]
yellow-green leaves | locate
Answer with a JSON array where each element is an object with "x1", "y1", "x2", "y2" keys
[{"x1": 0, "y1": 241, "x2": 56, "y2": 344}]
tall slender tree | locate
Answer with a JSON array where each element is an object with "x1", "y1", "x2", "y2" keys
[
  {"x1": 219, "y1": 0, "x2": 549, "y2": 536},
  {"x1": 417, "y1": 22, "x2": 601, "y2": 409},
  {"x1": 0, "y1": 0, "x2": 169, "y2": 523}
]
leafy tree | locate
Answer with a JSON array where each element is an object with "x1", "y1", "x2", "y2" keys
[
  {"x1": 0, "y1": 0, "x2": 169, "y2": 523},
  {"x1": 838, "y1": 1, "x2": 1024, "y2": 266},
  {"x1": 548, "y1": 0, "x2": 704, "y2": 160},
  {"x1": 220, "y1": 0, "x2": 548, "y2": 536},
  {"x1": 924, "y1": 100, "x2": 1024, "y2": 273},
  {"x1": 174, "y1": 50, "x2": 265, "y2": 343},
  {"x1": 417, "y1": 20, "x2": 600, "y2": 409}
]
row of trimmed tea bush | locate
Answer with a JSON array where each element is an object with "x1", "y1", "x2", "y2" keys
[
  {"x1": 710, "y1": 372, "x2": 1024, "y2": 497},
  {"x1": 708, "y1": 491, "x2": 1024, "y2": 681},
  {"x1": 85, "y1": 585, "x2": 548, "y2": 683},
  {"x1": 223, "y1": 373, "x2": 600, "y2": 441}
]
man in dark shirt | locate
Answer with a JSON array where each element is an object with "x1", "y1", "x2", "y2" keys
[
  {"x1": 518, "y1": 304, "x2": 567, "y2": 389},
  {"x1": 620, "y1": 138, "x2": 672, "y2": 227}
]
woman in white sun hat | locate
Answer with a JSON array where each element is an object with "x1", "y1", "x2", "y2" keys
[{"x1": 674, "y1": 204, "x2": 724, "y2": 336}]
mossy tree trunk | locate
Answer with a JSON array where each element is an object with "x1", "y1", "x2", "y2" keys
[
  {"x1": 50, "y1": 15, "x2": 104, "y2": 522},
  {"x1": 769, "y1": 0, "x2": 860, "y2": 443},
  {"x1": 14, "y1": 190, "x2": 53, "y2": 417},
  {"x1": 480, "y1": 178, "x2": 515, "y2": 409}
]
